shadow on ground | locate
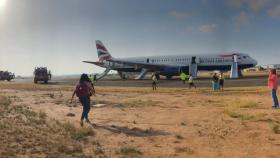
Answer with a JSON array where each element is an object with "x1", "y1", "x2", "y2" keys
[{"x1": 91, "y1": 123, "x2": 169, "y2": 137}]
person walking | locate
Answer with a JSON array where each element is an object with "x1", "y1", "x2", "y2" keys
[
  {"x1": 188, "y1": 74, "x2": 196, "y2": 89},
  {"x1": 93, "y1": 74, "x2": 97, "y2": 82},
  {"x1": 180, "y1": 72, "x2": 187, "y2": 84},
  {"x1": 268, "y1": 69, "x2": 279, "y2": 109},
  {"x1": 212, "y1": 73, "x2": 219, "y2": 91},
  {"x1": 219, "y1": 73, "x2": 225, "y2": 90},
  {"x1": 89, "y1": 74, "x2": 94, "y2": 83},
  {"x1": 71, "y1": 74, "x2": 95, "y2": 126},
  {"x1": 152, "y1": 73, "x2": 158, "y2": 90}
]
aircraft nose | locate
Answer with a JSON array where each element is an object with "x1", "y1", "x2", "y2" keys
[{"x1": 252, "y1": 58, "x2": 258, "y2": 66}]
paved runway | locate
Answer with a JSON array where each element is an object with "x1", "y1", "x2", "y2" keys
[
  {"x1": 49, "y1": 76, "x2": 272, "y2": 88},
  {"x1": 12, "y1": 74, "x2": 276, "y2": 88},
  {"x1": 92, "y1": 77, "x2": 270, "y2": 88}
]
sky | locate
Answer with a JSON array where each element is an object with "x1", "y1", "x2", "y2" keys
[{"x1": 1, "y1": 0, "x2": 280, "y2": 76}]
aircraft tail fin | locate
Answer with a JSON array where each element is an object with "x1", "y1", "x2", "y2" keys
[{"x1": 96, "y1": 40, "x2": 113, "y2": 61}]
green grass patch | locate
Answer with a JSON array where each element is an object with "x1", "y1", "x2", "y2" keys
[{"x1": 117, "y1": 146, "x2": 143, "y2": 158}]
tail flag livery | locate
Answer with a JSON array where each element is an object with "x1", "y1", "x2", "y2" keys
[{"x1": 96, "y1": 40, "x2": 113, "y2": 62}]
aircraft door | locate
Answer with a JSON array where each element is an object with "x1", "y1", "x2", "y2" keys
[{"x1": 191, "y1": 56, "x2": 196, "y2": 64}]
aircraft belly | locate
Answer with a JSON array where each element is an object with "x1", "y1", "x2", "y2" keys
[
  {"x1": 197, "y1": 64, "x2": 254, "y2": 71},
  {"x1": 115, "y1": 68, "x2": 142, "y2": 72}
]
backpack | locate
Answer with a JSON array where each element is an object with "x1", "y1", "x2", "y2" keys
[{"x1": 75, "y1": 83, "x2": 90, "y2": 97}]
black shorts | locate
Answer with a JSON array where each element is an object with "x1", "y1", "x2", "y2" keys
[{"x1": 219, "y1": 80, "x2": 224, "y2": 86}]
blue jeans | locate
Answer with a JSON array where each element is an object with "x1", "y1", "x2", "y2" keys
[
  {"x1": 272, "y1": 89, "x2": 279, "y2": 108},
  {"x1": 79, "y1": 96, "x2": 91, "y2": 120},
  {"x1": 212, "y1": 81, "x2": 220, "y2": 91}
]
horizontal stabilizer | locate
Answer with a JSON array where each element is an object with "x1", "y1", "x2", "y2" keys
[{"x1": 83, "y1": 61, "x2": 104, "y2": 66}]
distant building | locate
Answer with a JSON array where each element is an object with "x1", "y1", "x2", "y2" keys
[
  {"x1": 244, "y1": 66, "x2": 265, "y2": 72},
  {"x1": 268, "y1": 64, "x2": 280, "y2": 69},
  {"x1": 261, "y1": 64, "x2": 280, "y2": 70}
]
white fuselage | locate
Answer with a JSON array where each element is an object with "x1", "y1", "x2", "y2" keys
[{"x1": 101, "y1": 53, "x2": 257, "y2": 75}]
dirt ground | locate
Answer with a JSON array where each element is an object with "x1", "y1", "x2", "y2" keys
[{"x1": 1, "y1": 81, "x2": 280, "y2": 158}]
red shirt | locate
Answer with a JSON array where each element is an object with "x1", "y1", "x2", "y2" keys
[{"x1": 268, "y1": 74, "x2": 278, "y2": 90}]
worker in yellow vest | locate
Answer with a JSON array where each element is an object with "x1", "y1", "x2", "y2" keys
[
  {"x1": 180, "y1": 72, "x2": 187, "y2": 84},
  {"x1": 188, "y1": 74, "x2": 196, "y2": 89}
]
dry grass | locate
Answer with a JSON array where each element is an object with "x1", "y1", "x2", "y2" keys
[
  {"x1": 116, "y1": 146, "x2": 143, "y2": 158},
  {"x1": 0, "y1": 96, "x2": 12, "y2": 108},
  {"x1": 62, "y1": 122, "x2": 95, "y2": 141},
  {"x1": 1, "y1": 81, "x2": 280, "y2": 158},
  {"x1": 124, "y1": 99, "x2": 161, "y2": 108},
  {"x1": 222, "y1": 99, "x2": 258, "y2": 109},
  {"x1": 175, "y1": 134, "x2": 184, "y2": 140},
  {"x1": 222, "y1": 99, "x2": 259, "y2": 121},
  {"x1": 0, "y1": 82, "x2": 73, "y2": 91},
  {"x1": 174, "y1": 146, "x2": 194, "y2": 154},
  {"x1": 0, "y1": 95, "x2": 103, "y2": 158},
  {"x1": 224, "y1": 110, "x2": 255, "y2": 120}
]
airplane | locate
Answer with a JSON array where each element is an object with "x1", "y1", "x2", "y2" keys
[{"x1": 83, "y1": 40, "x2": 258, "y2": 80}]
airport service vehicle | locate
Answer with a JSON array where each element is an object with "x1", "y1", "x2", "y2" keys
[
  {"x1": 83, "y1": 40, "x2": 258, "y2": 80},
  {"x1": 34, "y1": 67, "x2": 52, "y2": 83},
  {"x1": 0, "y1": 71, "x2": 15, "y2": 81}
]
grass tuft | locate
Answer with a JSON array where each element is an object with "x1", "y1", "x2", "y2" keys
[
  {"x1": 125, "y1": 99, "x2": 161, "y2": 108},
  {"x1": 224, "y1": 110, "x2": 255, "y2": 120},
  {"x1": 272, "y1": 124, "x2": 280, "y2": 134},
  {"x1": 63, "y1": 123, "x2": 95, "y2": 141},
  {"x1": 175, "y1": 134, "x2": 184, "y2": 140},
  {"x1": 117, "y1": 146, "x2": 143, "y2": 157},
  {"x1": 0, "y1": 96, "x2": 12, "y2": 108},
  {"x1": 224, "y1": 100, "x2": 258, "y2": 109}
]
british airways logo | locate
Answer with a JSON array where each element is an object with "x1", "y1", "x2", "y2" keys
[
  {"x1": 98, "y1": 51, "x2": 108, "y2": 57},
  {"x1": 96, "y1": 44, "x2": 108, "y2": 52},
  {"x1": 98, "y1": 51, "x2": 112, "y2": 61}
]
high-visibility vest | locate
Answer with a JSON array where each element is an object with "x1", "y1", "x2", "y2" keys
[
  {"x1": 180, "y1": 73, "x2": 187, "y2": 80},
  {"x1": 90, "y1": 76, "x2": 94, "y2": 83}
]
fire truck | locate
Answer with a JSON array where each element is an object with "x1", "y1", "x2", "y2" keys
[
  {"x1": 0, "y1": 71, "x2": 15, "y2": 81},
  {"x1": 34, "y1": 67, "x2": 52, "y2": 83}
]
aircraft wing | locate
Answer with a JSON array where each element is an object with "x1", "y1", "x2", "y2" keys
[{"x1": 108, "y1": 59, "x2": 168, "y2": 70}]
